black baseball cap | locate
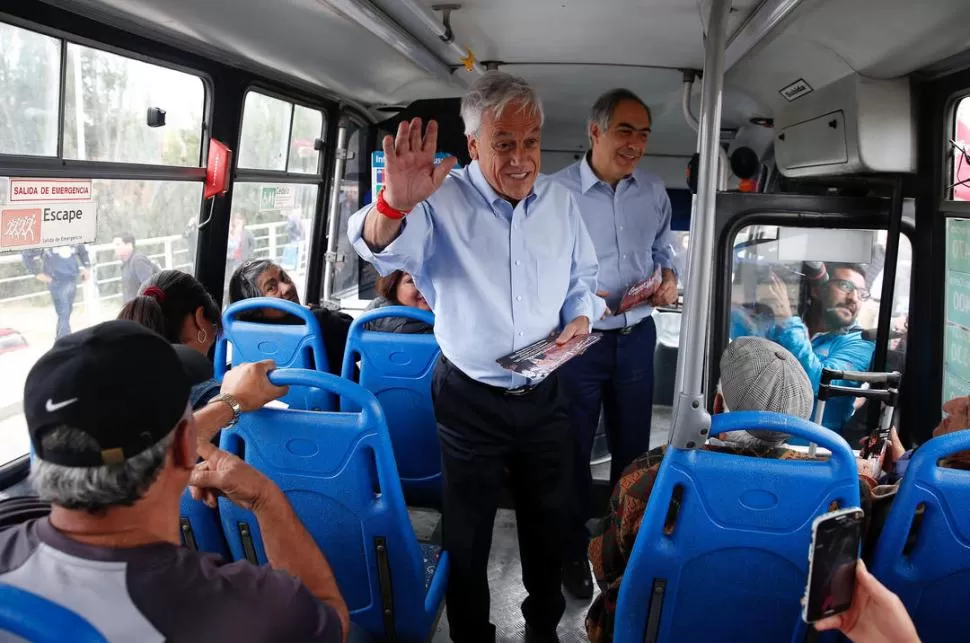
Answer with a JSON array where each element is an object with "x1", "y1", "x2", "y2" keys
[{"x1": 24, "y1": 320, "x2": 191, "y2": 467}]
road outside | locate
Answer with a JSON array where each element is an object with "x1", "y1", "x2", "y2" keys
[{"x1": 1, "y1": 284, "x2": 122, "y2": 464}]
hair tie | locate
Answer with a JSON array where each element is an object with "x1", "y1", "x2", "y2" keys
[{"x1": 143, "y1": 286, "x2": 167, "y2": 303}]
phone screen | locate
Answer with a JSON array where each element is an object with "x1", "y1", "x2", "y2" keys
[{"x1": 805, "y1": 510, "x2": 863, "y2": 622}]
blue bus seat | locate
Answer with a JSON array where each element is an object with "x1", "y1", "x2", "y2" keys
[
  {"x1": 870, "y1": 430, "x2": 970, "y2": 643},
  {"x1": 217, "y1": 368, "x2": 448, "y2": 642},
  {"x1": 341, "y1": 307, "x2": 441, "y2": 507},
  {"x1": 214, "y1": 297, "x2": 335, "y2": 410},
  {"x1": 614, "y1": 411, "x2": 860, "y2": 643},
  {"x1": 0, "y1": 583, "x2": 107, "y2": 643},
  {"x1": 178, "y1": 487, "x2": 232, "y2": 559}
]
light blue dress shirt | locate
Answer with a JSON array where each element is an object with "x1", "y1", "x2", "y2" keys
[
  {"x1": 349, "y1": 160, "x2": 605, "y2": 389},
  {"x1": 553, "y1": 157, "x2": 677, "y2": 331}
]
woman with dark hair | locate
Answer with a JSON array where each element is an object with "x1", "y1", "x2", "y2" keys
[
  {"x1": 228, "y1": 259, "x2": 352, "y2": 376},
  {"x1": 363, "y1": 270, "x2": 433, "y2": 334},
  {"x1": 117, "y1": 270, "x2": 222, "y2": 408}
]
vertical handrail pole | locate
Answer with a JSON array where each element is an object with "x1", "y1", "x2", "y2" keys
[
  {"x1": 671, "y1": 0, "x2": 732, "y2": 449},
  {"x1": 321, "y1": 124, "x2": 350, "y2": 304}
]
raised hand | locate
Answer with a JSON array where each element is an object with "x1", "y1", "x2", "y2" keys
[{"x1": 382, "y1": 117, "x2": 458, "y2": 212}]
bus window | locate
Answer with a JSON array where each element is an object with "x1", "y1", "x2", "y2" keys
[
  {"x1": 226, "y1": 92, "x2": 326, "y2": 303},
  {"x1": 729, "y1": 224, "x2": 912, "y2": 442},
  {"x1": 330, "y1": 127, "x2": 363, "y2": 305},
  {"x1": 63, "y1": 44, "x2": 204, "y2": 166},
  {"x1": 953, "y1": 96, "x2": 970, "y2": 202},
  {"x1": 0, "y1": 23, "x2": 60, "y2": 157},
  {"x1": 0, "y1": 21, "x2": 207, "y2": 467}
]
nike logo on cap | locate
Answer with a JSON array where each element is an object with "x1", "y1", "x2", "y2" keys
[{"x1": 46, "y1": 398, "x2": 78, "y2": 413}]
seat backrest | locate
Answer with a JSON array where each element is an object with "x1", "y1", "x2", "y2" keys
[
  {"x1": 870, "y1": 430, "x2": 970, "y2": 643},
  {"x1": 341, "y1": 307, "x2": 441, "y2": 504},
  {"x1": 217, "y1": 369, "x2": 438, "y2": 641},
  {"x1": 0, "y1": 583, "x2": 107, "y2": 643},
  {"x1": 214, "y1": 297, "x2": 335, "y2": 410},
  {"x1": 614, "y1": 411, "x2": 861, "y2": 643}
]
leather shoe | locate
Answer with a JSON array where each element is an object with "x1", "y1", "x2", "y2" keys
[
  {"x1": 561, "y1": 559, "x2": 594, "y2": 600},
  {"x1": 524, "y1": 623, "x2": 560, "y2": 643}
]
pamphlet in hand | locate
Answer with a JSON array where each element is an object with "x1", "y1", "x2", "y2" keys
[
  {"x1": 616, "y1": 267, "x2": 663, "y2": 314},
  {"x1": 496, "y1": 332, "x2": 602, "y2": 383}
]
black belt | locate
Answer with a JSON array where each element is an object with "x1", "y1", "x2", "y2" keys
[
  {"x1": 601, "y1": 319, "x2": 645, "y2": 335},
  {"x1": 439, "y1": 354, "x2": 542, "y2": 396}
]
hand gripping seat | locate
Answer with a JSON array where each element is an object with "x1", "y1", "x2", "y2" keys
[
  {"x1": 215, "y1": 297, "x2": 335, "y2": 410},
  {"x1": 217, "y1": 368, "x2": 448, "y2": 642}
]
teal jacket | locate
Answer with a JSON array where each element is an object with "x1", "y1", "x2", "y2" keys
[{"x1": 767, "y1": 317, "x2": 875, "y2": 433}]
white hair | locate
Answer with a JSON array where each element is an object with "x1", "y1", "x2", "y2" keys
[
  {"x1": 460, "y1": 71, "x2": 544, "y2": 137},
  {"x1": 30, "y1": 428, "x2": 176, "y2": 512}
]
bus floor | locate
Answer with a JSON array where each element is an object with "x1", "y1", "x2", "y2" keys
[{"x1": 424, "y1": 405, "x2": 673, "y2": 642}]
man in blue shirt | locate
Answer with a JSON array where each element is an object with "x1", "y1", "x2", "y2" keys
[
  {"x1": 22, "y1": 245, "x2": 91, "y2": 339},
  {"x1": 349, "y1": 72, "x2": 604, "y2": 643},
  {"x1": 552, "y1": 89, "x2": 678, "y2": 598},
  {"x1": 765, "y1": 262, "x2": 876, "y2": 432}
]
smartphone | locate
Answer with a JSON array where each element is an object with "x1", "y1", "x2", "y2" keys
[
  {"x1": 860, "y1": 430, "x2": 890, "y2": 478},
  {"x1": 802, "y1": 508, "x2": 864, "y2": 623}
]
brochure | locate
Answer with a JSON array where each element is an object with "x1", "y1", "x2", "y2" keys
[
  {"x1": 496, "y1": 332, "x2": 602, "y2": 382},
  {"x1": 616, "y1": 267, "x2": 663, "y2": 314}
]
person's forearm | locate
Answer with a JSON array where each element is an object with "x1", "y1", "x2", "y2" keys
[
  {"x1": 362, "y1": 207, "x2": 403, "y2": 252},
  {"x1": 253, "y1": 487, "x2": 350, "y2": 639},
  {"x1": 193, "y1": 402, "x2": 234, "y2": 445}
]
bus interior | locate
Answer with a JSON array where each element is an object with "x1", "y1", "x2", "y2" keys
[{"x1": 2, "y1": 0, "x2": 970, "y2": 640}]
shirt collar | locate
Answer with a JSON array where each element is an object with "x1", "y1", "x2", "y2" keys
[
  {"x1": 468, "y1": 160, "x2": 537, "y2": 213},
  {"x1": 579, "y1": 153, "x2": 638, "y2": 194}
]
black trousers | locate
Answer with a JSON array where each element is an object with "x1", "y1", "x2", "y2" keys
[{"x1": 432, "y1": 357, "x2": 571, "y2": 643}]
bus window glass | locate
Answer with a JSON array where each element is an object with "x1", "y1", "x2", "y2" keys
[
  {"x1": 0, "y1": 176, "x2": 202, "y2": 465},
  {"x1": 224, "y1": 183, "x2": 318, "y2": 304},
  {"x1": 954, "y1": 97, "x2": 970, "y2": 201},
  {"x1": 0, "y1": 23, "x2": 60, "y2": 157},
  {"x1": 238, "y1": 92, "x2": 291, "y2": 172},
  {"x1": 287, "y1": 105, "x2": 323, "y2": 174},
  {"x1": 944, "y1": 219, "x2": 970, "y2": 402},
  {"x1": 729, "y1": 224, "x2": 912, "y2": 443},
  {"x1": 63, "y1": 44, "x2": 204, "y2": 166},
  {"x1": 331, "y1": 128, "x2": 362, "y2": 303}
]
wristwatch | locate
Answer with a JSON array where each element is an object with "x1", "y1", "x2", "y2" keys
[{"x1": 210, "y1": 393, "x2": 242, "y2": 427}]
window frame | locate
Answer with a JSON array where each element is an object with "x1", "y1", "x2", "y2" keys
[
  {"x1": 235, "y1": 86, "x2": 328, "y2": 181},
  {"x1": 943, "y1": 89, "x2": 970, "y2": 208},
  {"x1": 0, "y1": 14, "x2": 213, "y2": 171}
]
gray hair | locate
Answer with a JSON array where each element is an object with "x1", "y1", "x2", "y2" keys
[
  {"x1": 460, "y1": 71, "x2": 544, "y2": 137},
  {"x1": 30, "y1": 427, "x2": 176, "y2": 512},
  {"x1": 588, "y1": 88, "x2": 652, "y2": 145}
]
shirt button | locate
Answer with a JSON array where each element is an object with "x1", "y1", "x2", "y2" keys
[
  {"x1": 515, "y1": 260, "x2": 521, "y2": 266},
  {"x1": 516, "y1": 296, "x2": 522, "y2": 302},
  {"x1": 623, "y1": 254, "x2": 628, "y2": 259},
  {"x1": 519, "y1": 331, "x2": 524, "y2": 337},
  {"x1": 620, "y1": 226, "x2": 625, "y2": 231}
]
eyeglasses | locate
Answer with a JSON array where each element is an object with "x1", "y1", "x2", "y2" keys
[{"x1": 829, "y1": 279, "x2": 870, "y2": 300}]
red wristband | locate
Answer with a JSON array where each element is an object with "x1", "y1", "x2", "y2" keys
[{"x1": 376, "y1": 188, "x2": 411, "y2": 220}]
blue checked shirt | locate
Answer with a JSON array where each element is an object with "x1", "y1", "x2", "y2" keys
[
  {"x1": 553, "y1": 157, "x2": 677, "y2": 330},
  {"x1": 349, "y1": 161, "x2": 605, "y2": 389}
]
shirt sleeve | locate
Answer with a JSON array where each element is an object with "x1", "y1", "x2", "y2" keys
[
  {"x1": 767, "y1": 317, "x2": 875, "y2": 392},
  {"x1": 134, "y1": 255, "x2": 157, "y2": 286},
  {"x1": 651, "y1": 187, "x2": 677, "y2": 274},
  {"x1": 348, "y1": 202, "x2": 434, "y2": 279},
  {"x1": 560, "y1": 198, "x2": 606, "y2": 327},
  {"x1": 21, "y1": 250, "x2": 42, "y2": 275}
]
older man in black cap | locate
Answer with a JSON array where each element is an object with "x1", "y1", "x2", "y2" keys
[{"x1": 0, "y1": 320, "x2": 351, "y2": 642}]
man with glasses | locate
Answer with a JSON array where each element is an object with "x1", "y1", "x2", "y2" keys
[{"x1": 766, "y1": 262, "x2": 876, "y2": 432}]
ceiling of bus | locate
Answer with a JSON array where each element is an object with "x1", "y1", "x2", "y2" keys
[{"x1": 38, "y1": 0, "x2": 970, "y2": 159}]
